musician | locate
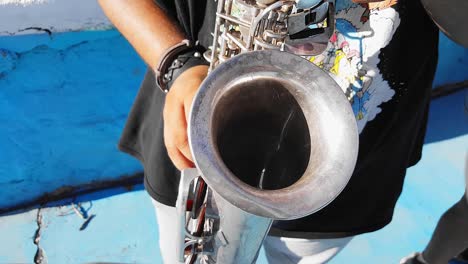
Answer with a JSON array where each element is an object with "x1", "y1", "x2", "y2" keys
[{"x1": 98, "y1": 0, "x2": 439, "y2": 262}]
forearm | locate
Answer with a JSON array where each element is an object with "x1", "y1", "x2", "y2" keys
[{"x1": 98, "y1": 0, "x2": 185, "y2": 68}]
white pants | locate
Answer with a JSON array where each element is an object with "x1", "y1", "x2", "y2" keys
[{"x1": 152, "y1": 199, "x2": 352, "y2": 264}]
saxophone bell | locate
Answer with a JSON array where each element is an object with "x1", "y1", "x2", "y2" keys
[{"x1": 175, "y1": 1, "x2": 358, "y2": 263}]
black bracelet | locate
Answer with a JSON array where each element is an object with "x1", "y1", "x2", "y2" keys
[
  {"x1": 164, "y1": 49, "x2": 209, "y2": 92},
  {"x1": 154, "y1": 40, "x2": 209, "y2": 93},
  {"x1": 155, "y1": 40, "x2": 192, "y2": 92}
]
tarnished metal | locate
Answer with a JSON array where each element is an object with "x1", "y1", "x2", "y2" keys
[
  {"x1": 176, "y1": 50, "x2": 358, "y2": 263},
  {"x1": 208, "y1": 0, "x2": 336, "y2": 71},
  {"x1": 190, "y1": 50, "x2": 358, "y2": 220},
  {"x1": 175, "y1": 1, "x2": 358, "y2": 263}
]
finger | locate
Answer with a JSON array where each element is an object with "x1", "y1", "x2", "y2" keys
[
  {"x1": 183, "y1": 85, "x2": 198, "y2": 122},
  {"x1": 166, "y1": 146, "x2": 194, "y2": 170},
  {"x1": 169, "y1": 100, "x2": 194, "y2": 163},
  {"x1": 173, "y1": 86, "x2": 198, "y2": 162},
  {"x1": 177, "y1": 134, "x2": 194, "y2": 163},
  {"x1": 164, "y1": 120, "x2": 194, "y2": 166},
  {"x1": 163, "y1": 95, "x2": 194, "y2": 163},
  {"x1": 178, "y1": 89, "x2": 198, "y2": 162}
]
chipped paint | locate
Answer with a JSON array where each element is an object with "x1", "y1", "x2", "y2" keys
[{"x1": 0, "y1": 0, "x2": 111, "y2": 36}]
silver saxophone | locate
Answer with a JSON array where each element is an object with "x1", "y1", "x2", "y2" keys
[{"x1": 176, "y1": 1, "x2": 359, "y2": 263}]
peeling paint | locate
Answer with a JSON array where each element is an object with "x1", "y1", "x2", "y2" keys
[
  {"x1": 0, "y1": 0, "x2": 111, "y2": 36},
  {"x1": 19, "y1": 27, "x2": 52, "y2": 36}
]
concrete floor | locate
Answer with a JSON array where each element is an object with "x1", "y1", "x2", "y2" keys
[{"x1": 0, "y1": 90, "x2": 466, "y2": 263}]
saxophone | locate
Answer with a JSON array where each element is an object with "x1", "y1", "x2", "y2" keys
[{"x1": 176, "y1": 1, "x2": 358, "y2": 263}]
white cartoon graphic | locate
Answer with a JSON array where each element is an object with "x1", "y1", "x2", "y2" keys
[{"x1": 309, "y1": 3, "x2": 400, "y2": 132}]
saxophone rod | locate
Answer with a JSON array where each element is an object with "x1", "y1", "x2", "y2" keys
[{"x1": 216, "y1": 13, "x2": 251, "y2": 28}]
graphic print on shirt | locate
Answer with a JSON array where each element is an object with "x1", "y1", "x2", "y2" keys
[{"x1": 309, "y1": 2, "x2": 400, "y2": 133}]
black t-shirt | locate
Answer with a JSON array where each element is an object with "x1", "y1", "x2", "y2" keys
[{"x1": 118, "y1": 0, "x2": 439, "y2": 238}]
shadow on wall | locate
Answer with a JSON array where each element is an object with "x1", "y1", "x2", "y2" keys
[{"x1": 0, "y1": 173, "x2": 144, "y2": 216}]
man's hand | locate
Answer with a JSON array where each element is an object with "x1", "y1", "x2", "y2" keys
[
  {"x1": 163, "y1": 65, "x2": 209, "y2": 170},
  {"x1": 368, "y1": 0, "x2": 398, "y2": 9},
  {"x1": 352, "y1": 0, "x2": 398, "y2": 9}
]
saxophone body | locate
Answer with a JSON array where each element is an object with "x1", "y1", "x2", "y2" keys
[
  {"x1": 175, "y1": 1, "x2": 359, "y2": 263},
  {"x1": 207, "y1": 0, "x2": 336, "y2": 70}
]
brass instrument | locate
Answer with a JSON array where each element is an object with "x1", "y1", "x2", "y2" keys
[{"x1": 176, "y1": 1, "x2": 358, "y2": 263}]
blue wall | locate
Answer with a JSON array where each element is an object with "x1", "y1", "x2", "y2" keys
[
  {"x1": 433, "y1": 35, "x2": 468, "y2": 87},
  {"x1": 0, "y1": 30, "x2": 144, "y2": 211},
  {"x1": 0, "y1": 30, "x2": 467, "y2": 212}
]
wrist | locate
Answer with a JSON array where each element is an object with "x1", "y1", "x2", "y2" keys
[
  {"x1": 169, "y1": 65, "x2": 209, "y2": 97},
  {"x1": 163, "y1": 49, "x2": 209, "y2": 92},
  {"x1": 154, "y1": 40, "x2": 209, "y2": 93},
  {"x1": 174, "y1": 65, "x2": 209, "y2": 84}
]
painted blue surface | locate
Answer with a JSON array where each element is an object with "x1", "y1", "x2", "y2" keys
[
  {"x1": 0, "y1": 186, "x2": 159, "y2": 264},
  {"x1": 425, "y1": 89, "x2": 468, "y2": 143},
  {"x1": 0, "y1": 30, "x2": 119, "y2": 53},
  {"x1": 434, "y1": 34, "x2": 468, "y2": 87},
  {"x1": 39, "y1": 186, "x2": 159, "y2": 263},
  {"x1": 330, "y1": 136, "x2": 467, "y2": 263},
  {"x1": 0, "y1": 209, "x2": 37, "y2": 263},
  {"x1": 0, "y1": 30, "x2": 144, "y2": 210}
]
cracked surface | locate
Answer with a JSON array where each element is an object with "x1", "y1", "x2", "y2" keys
[{"x1": 33, "y1": 208, "x2": 46, "y2": 264}]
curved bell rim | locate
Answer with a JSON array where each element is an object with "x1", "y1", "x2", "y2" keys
[{"x1": 189, "y1": 50, "x2": 359, "y2": 220}]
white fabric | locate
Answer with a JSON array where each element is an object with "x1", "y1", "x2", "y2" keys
[
  {"x1": 263, "y1": 236, "x2": 352, "y2": 264},
  {"x1": 151, "y1": 199, "x2": 180, "y2": 264},
  {"x1": 151, "y1": 198, "x2": 352, "y2": 264}
]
